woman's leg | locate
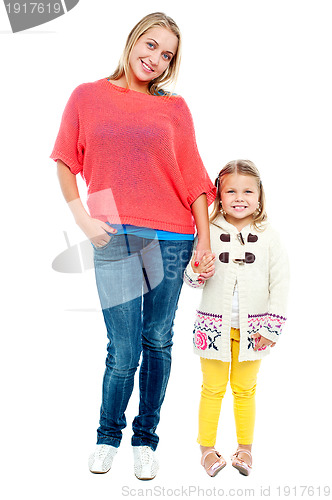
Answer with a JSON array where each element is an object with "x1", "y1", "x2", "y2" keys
[
  {"x1": 131, "y1": 239, "x2": 193, "y2": 450},
  {"x1": 96, "y1": 296, "x2": 143, "y2": 447},
  {"x1": 94, "y1": 234, "x2": 146, "y2": 447}
]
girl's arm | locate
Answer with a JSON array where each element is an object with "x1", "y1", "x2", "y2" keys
[
  {"x1": 57, "y1": 160, "x2": 117, "y2": 247},
  {"x1": 266, "y1": 234, "x2": 289, "y2": 339},
  {"x1": 253, "y1": 232, "x2": 289, "y2": 350}
]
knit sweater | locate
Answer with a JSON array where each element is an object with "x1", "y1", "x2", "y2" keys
[
  {"x1": 184, "y1": 215, "x2": 289, "y2": 362},
  {"x1": 50, "y1": 78, "x2": 216, "y2": 233}
]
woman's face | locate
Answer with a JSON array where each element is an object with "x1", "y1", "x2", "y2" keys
[
  {"x1": 220, "y1": 173, "x2": 260, "y2": 229},
  {"x1": 128, "y1": 27, "x2": 178, "y2": 88}
]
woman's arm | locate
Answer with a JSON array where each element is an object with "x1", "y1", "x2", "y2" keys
[
  {"x1": 57, "y1": 159, "x2": 116, "y2": 247},
  {"x1": 190, "y1": 193, "x2": 211, "y2": 259},
  {"x1": 191, "y1": 193, "x2": 215, "y2": 281}
]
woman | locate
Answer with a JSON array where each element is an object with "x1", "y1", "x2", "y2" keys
[{"x1": 51, "y1": 12, "x2": 216, "y2": 480}]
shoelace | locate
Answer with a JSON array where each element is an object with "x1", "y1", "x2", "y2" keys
[
  {"x1": 97, "y1": 445, "x2": 110, "y2": 460},
  {"x1": 140, "y1": 446, "x2": 152, "y2": 464}
]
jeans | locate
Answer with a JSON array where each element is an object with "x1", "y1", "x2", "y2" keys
[{"x1": 93, "y1": 233, "x2": 193, "y2": 451}]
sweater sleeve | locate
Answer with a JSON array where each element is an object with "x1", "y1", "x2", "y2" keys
[
  {"x1": 173, "y1": 97, "x2": 216, "y2": 206},
  {"x1": 263, "y1": 231, "x2": 290, "y2": 343},
  {"x1": 50, "y1": 86, "x2": 85, "y2": 175}
]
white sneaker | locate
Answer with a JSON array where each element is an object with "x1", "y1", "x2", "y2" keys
[
  {"x1": 133, "y1": 445, "x2": 159, "y2": 480},
  {"x1": 88, "y1": 444, "x2": 118, "y2": 474}
]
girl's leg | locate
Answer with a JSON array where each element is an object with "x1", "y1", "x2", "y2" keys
[
  {"x1": 229, "y1": 328, "x2": 261, "y2": 465},
  {"x1": 198, "y1": 357, "x2": 229, "y2": 468},
  {"x1": 132, "y1": 239, "x2": 193, "y2": 451},
  {"x1": 198, "y1": 358, "x2": 230, "y2": 446}
]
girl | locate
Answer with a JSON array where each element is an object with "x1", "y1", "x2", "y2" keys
[
  {"x1": 50, "y1": 12, "x2": 216, "y2": 480},
  {"x1": 184, "y1": 159, "x2": 289, "y2": 477}
]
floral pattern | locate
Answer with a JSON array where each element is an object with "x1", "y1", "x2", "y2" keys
[
  {"x1": 194, "y1": 330, "x2": 208, "y2": 350},
  {"x1": 193, "y1": 311, "x2": 223, "y2": 351}
]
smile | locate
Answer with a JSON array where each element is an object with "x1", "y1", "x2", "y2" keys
[
  {"x1": 141, "y1": 60, "x2": 154, "y2": 72},
  {"x1": 232, "y1": 206, "x2": 248, "y2": 211}
]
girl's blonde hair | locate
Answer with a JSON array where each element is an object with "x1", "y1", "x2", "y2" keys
[
  {"x1": 108, "y1": 12, "x2": 182, "y2": 96},
  {"x1": 210, "y1": 159, "x2": 267, "y2": 230}
]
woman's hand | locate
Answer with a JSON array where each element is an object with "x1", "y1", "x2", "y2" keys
[
  {"x1": 77, "y1": 214, "x2": 117, "y2": 248},
  {"x1": 191, "y1": 250, "x2": 215, "y2": 275},
  {"x1": 57, "y1": 162, "x2": 117, "y2": 247},
  {"x1": 251, "y1": 334, "x2": 276, "y2": 351},
  {"x1": 193, "y1": 238, "x2": 215, "y2": 281},
  {"x1": 194, "y1": 236, "x2": 211, "y2": 263}
]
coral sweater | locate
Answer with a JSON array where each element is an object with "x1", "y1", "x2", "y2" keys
[{"x1": 50, "y1": 78, "x2": 216, "y2": 233}]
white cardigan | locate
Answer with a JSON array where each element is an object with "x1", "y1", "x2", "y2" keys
[{"x1": 184, "y1": 215, "x2": 289, "y2": 362}]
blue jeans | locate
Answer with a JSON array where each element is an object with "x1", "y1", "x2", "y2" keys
[{"x1": 93, "y1": 234, "x2": 193, "y2": 451}]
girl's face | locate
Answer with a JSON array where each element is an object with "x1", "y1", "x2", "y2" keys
[
  {"x1": 128, "y1": 27, "x2": 178, "y2": 91},
  {"x1": 220, "y1": 173, "x2": 260, "y2": 230}
]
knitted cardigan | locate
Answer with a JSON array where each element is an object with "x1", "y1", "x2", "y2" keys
[
  {"x1": 50, "y1": 78, "x2": 216, "y2": 233},
  {"x1": 184, "y1": 215, "x2": 289, "y2": 362}
]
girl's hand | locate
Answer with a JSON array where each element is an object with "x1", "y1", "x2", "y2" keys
[
  {"x1": 198, "y1": 269, "x2": 215, "y2": 281},
  {"x1": 191, "y1": 251, "x2": 215, "y2": 275},
  {"x1": 77, "y1": 215, "x2": 117, "y2": 248},
  {"x1": 251, "y1": 334, "x2": 276, "y2": 351}
]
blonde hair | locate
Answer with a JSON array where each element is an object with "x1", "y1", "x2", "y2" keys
[
  {"x1": 108, "y1": 12, "x2": 182, "y2": 96},
  {"x1": 210, "y1": 159, "x2": 267, "y2": 230}
]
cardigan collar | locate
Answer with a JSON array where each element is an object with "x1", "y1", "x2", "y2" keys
[{"x1": 211, "y1": 213, "x2": 268, "y2": 237}]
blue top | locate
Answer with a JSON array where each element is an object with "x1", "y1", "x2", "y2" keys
[{"x1": 108, "y1": 224, "x2": 194, "y2": 241}]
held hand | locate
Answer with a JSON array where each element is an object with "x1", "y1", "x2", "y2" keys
[
  {"x1": 191, "y1": 251, "x2": 215, "y2": 275},
  {"x1": 251, "y1": 334, "x2": 276, "y2": 351},
  {"x1": 77, "y1": 215, "x2": 117, "y2": 248},
  {"x1": 194, "y1": 237, "x2": 211, "y2": 263},
  {"x1": 197, "y1": 252, "x2": 216, "y2": 281},
  {"x1": 198, "y1": 268, "x2": 215, "y2": 281}
]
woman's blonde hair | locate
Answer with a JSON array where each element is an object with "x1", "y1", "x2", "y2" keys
[
  {"x1": 108, "y1": 12, "x2": 182, "y2": 96},
  {"x1": 210, "y1": 159, "x2": 267, "y2": 230}
]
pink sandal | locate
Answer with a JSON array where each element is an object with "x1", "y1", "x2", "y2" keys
[
  {"x1": 201, "y1": 448, "x2": 226, "y2": 477},
  {"x1": 231, "y1": 449, "x2": 252, "y2": 476}
]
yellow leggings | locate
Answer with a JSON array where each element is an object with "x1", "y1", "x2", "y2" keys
[{"x1": 198, "y1": 328, "x2": 261, "y2": 446}]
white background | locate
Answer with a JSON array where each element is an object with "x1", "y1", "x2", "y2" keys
[{"x1": 1, "y1": 0, "x2": 331, "y2": 498}]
